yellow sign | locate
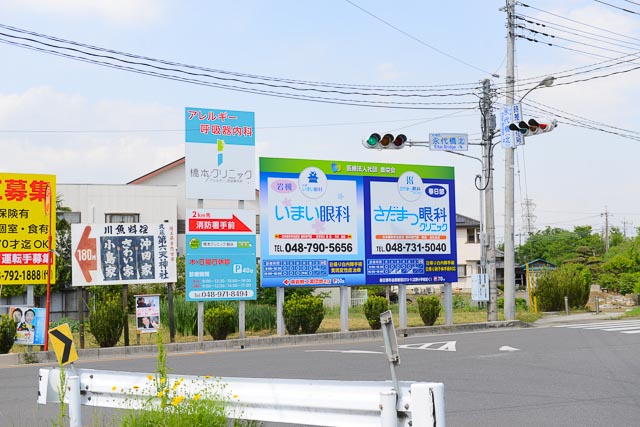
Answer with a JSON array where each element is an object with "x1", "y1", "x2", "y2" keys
[
  {"x1": 0, "y1": 173, "x2": 56, "y2": 285},
  {"x1": 48, "y1": 323, "x2": 78, "y2": 366}
]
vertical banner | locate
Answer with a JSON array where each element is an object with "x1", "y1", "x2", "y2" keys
[
  {"x1": 185, "y1": 107, "x2": 256, "y2": 200},
  {"x1": 259, "y1": 158, "x2": 457, "y2": 288},
  {"x1": 185, "y1": 209, "x2": 257, "y2": 301},
  {"x1": 135, "y1": 294, "x2": 160, "y2": 333},
  {"x1": 0, "y1": 173, "x2": 56, "y2": 285}
]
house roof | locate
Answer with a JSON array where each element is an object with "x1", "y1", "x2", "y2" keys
[
  {"x1": 456, "y1": 213, "x2": 480, "y2": 227},
  {"x1": 127, "y1": 157, "x2": 185, "y2": 185}
]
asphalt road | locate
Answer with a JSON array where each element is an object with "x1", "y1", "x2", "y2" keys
[{"x1": 3, "y1": 321, "x2": 640, "y2": 426}]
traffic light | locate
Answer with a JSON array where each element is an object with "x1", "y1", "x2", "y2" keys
[
  {"x1": 363, "y1": 133, "x2": 407, "y2": 149},
  {"x1": 508, "y1": 117, "x2": 557, "y2": 137}
]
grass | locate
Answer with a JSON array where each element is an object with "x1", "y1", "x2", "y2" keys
[{"x1": 7, "y1": 301, "x2": 544, "y2": 353}]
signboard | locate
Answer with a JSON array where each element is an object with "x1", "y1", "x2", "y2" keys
[
  {"x1": 260, "y1": 157, "x2": 458, "y2": 288},
  {"x1": 48, "y1": 323, "x2": 78, "y2": 366},
  {"x1": 71, "y1": 223, "x2": 177, "y2": 286},
  {"x1": 471, "y1": 273, "x2": 489, "y2": 301},
  {"x1": 501, "y1": 105, "x2": 524, "y2": 148},
  {"x1": 135, "y1": 294, "x2": 160, "y2": 333},
  {"x1": 0, "y1": 173, "x2": 56, "y2": 285},
  {"x1": 10, "y1": 306, "x2": 45, "y2": 345},
  {"x1": 185, "y1": 107, "x2": 256, "y2": 200},
  {"x1": 429, "y1": 133, "x2": 468, "y2": 151},
  {"x1": 185, "y1": 209, "x2": 257, "y2": 301}
]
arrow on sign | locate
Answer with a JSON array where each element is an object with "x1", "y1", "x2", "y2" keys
[
  {"x1": 74, "y1": 225, "x2": 97, "y2": 282},
  {"x1": 48, "y1": 323, "x2": 78, "y2": 366},
  {"x1": 188, "y1": 215, "x2": 252, "y2": 232}
]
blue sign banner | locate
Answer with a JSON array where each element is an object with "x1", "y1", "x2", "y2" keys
[
  {"x1": 259, "y1": 158, "x2": 458, "y2": 288},
  {"x1": 185, "y1": 209, "x2": 257, "y2": 301}
]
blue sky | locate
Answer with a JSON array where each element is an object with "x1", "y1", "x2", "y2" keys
[{"x1": 1, "y1": 0, "x2": 639, "y2": 243}]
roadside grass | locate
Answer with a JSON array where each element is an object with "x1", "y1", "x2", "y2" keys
[
  {"x1": 8, "y1": 301, "x2": 545, "y2": 354},
  {"x1": 623, "y1": 306, "x2": 640, "y2": 318}
]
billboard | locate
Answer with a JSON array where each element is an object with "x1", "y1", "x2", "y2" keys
[
  {"x1": 71, "y1": 223, "x2": 177, "y2": 286},
  {"x1": 185, "y1": 209, "x2": 257, "y2": 301},
  {"x1": 10, "y1": 306, "x2": 46, "y2": 345},
  {"x1": 0, "y1": 173, "x2": 56, "y2": 285},
  {"x1": 259, "y1": 157, "x2": 457, "y2": 288},
  {"x1": 135, "y1": 294, "x2": 160, "y2": 333},
  {"x1": 185, "y1": 107, "x2": 256, "y2": 200}
]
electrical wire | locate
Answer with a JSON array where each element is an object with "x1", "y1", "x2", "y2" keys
[
  {"x1": 343, "y1": 0, "x2": 498, "y2": 77},
  {"x1": 593, "y1": 0, "x2": 640, "y2": 15}
]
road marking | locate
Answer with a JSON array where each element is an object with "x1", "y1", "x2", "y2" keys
[
  {"x1": 398, "y1": 341, "x2": 456, "y2": 352},
  {"x1": 499, "y1": 346, "x2": 520, "y2": 352},
  {"x1": 306, "y1": 350, "x2": 384, "y2": 355},
  {"x1": 554, "y1": 319, "x2": 640, "y2": 334}
]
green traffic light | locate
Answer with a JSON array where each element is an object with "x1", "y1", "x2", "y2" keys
[{"x1": 367, "y1": 133, "x2": 381, "y2": 146}]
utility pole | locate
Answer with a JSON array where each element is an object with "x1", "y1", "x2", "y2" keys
[
  {"x1": 602, "y1": 207, "x2": 610, "y2": 253},
  {"x1": 503, "y1": 0, "x2": 517, "y2": 320},
  {"x1": 480, "y1": 78, "x2": 498, "y2": 321}
]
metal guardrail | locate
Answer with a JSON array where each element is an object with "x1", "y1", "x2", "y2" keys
[{"x1": 38, "y1": 367, "x2": 445, "y2": 426}]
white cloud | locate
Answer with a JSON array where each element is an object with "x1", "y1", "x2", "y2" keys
[
  {"x1": 3, "y1": 0, "x2": 168, "y2": 26},
  {"x1": 0, "y1": 86, "x2": 183, "y2": 183}
]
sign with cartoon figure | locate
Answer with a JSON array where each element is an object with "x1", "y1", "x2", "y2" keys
[
  {"x1": 259, "y1": 157, "x2": 457, "y2": 288},
  {"x1": 10, "y1": 306, "x2": 45, "y2": 345}
]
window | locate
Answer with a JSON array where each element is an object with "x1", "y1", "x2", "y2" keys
[
  {"x1": 457, "y1": 264, "x2": 467, "y2": 278},
  {"x1": 466, "y1": 227, "x2": 480, "y2": 243},
  {"x1": 105, "y1": 213, "x2": 139, "y2": 223},
  {"x1": 57, "y1": 211, "x2": 81, "y2": 224}
]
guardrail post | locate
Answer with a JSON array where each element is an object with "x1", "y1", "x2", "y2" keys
[
  {"x1": 411, "y1": 382, "x2": 446, "y2": 426},
  {"x1": 68, "y1": 374, "x2": 82, "y2": 427},
  {"x1": 380, "y1": 390, "x2": 397, "y2": 427}
]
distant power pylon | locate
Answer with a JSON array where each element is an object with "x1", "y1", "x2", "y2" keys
[{"x1": 521, "y1": 198, "x2": 537, "y2": 236}]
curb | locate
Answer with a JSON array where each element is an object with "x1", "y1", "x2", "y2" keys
[{"x1": 0, "y1": 320, "x2": 528, "y2": 367}]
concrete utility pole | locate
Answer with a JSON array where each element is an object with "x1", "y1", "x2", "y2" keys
[
  {"x1": 602, "y1": 207, "x2": 610, "y2": 253},
  {"x1": 504, "y1": 0, "x2": 517, "y2": 320},
  {"x1": 480, "y1": 78, "x2": 498, "y2": 321}
]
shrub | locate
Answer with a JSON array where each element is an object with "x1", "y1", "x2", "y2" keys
[
  {"x1": 537, "y1": 264, "x2": 590, "y2": 311},
  {"x1": 497, "y1": 297, "x2": 528, "y2": 311},
  {"x1": 417, "y1": 295, "x2": 441, "y2": 326},
  {"x1": 0, "y1": 314, "x2": 16, "y2": 354},
  {"x1": 204, "y1": 306, "x2": 235, "y2": 340},
  {"x1": 283, "y1": 294, "x2": 325, "y2": 335},
  {"x1": 363, "y1": 295, "x2": 388, "y2": 330},
  {"x1": 89, "y1": 296, "x2": 126, "y2": 348}
]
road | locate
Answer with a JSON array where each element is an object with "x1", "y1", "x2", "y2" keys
[{"x1": 3, "y1": 321, "x2": 640, "y2": 426}]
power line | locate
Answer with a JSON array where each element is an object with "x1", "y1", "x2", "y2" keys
[
  {"x1": 0, "y1": 22, "x2": 481, "y2": 92},
  {"x1": 0, "y1": 37, "x2": 478, "y2": 110},
  {"x1": 343, "y1": 0, "x2": 498, "y2": 77},
  {"x1": 594, "y1": 0, "x2": 640, "y2": 15}
]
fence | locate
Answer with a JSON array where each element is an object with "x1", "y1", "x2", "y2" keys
[{"x1": 38, "y1": 367, "x2": 445, "y2": 427}]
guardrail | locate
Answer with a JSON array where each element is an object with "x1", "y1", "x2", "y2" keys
[{"x1": 38, "y1": 367, "x2": 445, "y2": 426}]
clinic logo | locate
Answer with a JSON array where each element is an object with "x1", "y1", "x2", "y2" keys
[
  {"x1": 425, "y1": 185, "x2": 447, "y2": 198},
  {"x1": 217, "y1": 139, "x2": 224, "y2": 166}
]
